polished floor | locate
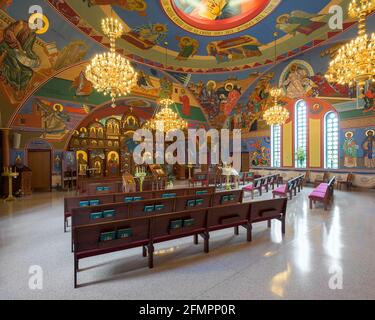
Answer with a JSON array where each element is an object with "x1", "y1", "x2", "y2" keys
[{"x1": 0, "y1": 186, "x2": 375, "y2": 300}]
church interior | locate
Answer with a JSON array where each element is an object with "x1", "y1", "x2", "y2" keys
[{"x1": 0, "y1": 0, "x2": 375, "y2": 300}]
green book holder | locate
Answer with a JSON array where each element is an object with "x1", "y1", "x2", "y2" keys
[
  {"x1": 100, "y1": 231, "x2": 116, "y2": 242},
  {"x1": 79, "y1": 201, "x2": 89, "y2": 207},
  {"x1": 117, "y1": 228, "x2": 133, "y2": 239},
  {"x1": 170, "y1": 220, "x2": 183, "y2": 230},
  {"x1": 90, "y1": 212, "x2": 103, "y2": 220},
  {"x1": 183, "y1": 219, "x2": 195, "y2": 227},
  {"x1": 103, "y1": 210, "x2": 115, "y2": 218}
]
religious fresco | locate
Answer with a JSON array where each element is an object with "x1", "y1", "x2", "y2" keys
[
  {"x1": 176, "y1": 36, "x2": 199, "y2": 61},
  {"x1": 123, "y1": 23, "x2": 168, "y2": 50},
  {"x1": 161, "y1": 0, "x2": 281, "y2": 36},
  {"x1": 207, "y1": 36, "x2": 262, "y2": 63},
  {"x1": 186, "y1": 70, "x2": 260, "y2": 127},
  {"x1": 82, "y1": 0, "x2": 148, "y2": 16},
  {"x1": 0, "y1": 0, "x2": 102, "y2": 125},
  {"x1": 45, "y1": 0, "x2": 354, "y2": 73},
  {"x1": 12, "y1": 98, "x2": 89, "y2": 141},
  {"x1": 276, "y1": 10, "x2": 327, "y2": 36},
  {"x1": 242, "y1": 137, "x2": 271, "y2": 167},
  {"x1": 341, "y1": 127, "x2": 375, "y2": 169}
]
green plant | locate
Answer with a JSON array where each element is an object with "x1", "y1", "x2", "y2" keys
[{"x1": 296, "y1": 147, "x2": 306, "y2": 165}]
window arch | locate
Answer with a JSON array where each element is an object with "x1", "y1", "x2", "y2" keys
[
  {"x1": 295, "y1": 100, "x2": 307, "y2": 168},
  {"x1": 324, "y1": 112, "x2": 339, "y2": 169},
  {"x1": 271, "y1": 125, "x2": 281, "y2": 167}
]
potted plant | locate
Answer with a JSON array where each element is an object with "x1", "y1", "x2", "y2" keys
[{"x1": 296, "y1": 147, "x2": 306, "y2": 167}]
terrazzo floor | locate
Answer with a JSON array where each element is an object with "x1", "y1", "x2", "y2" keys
[{"x1": 0, "y1": 186, "x2": 375, "y2": 300}]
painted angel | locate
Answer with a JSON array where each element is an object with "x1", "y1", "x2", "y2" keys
[{"x1": 276, "y1": 11, "x2": 326, "y2": 36}]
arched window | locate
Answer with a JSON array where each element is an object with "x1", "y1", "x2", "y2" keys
[
  {"x1": 295, "y1": 100, "x2": 307, "y2": 168},
  {"x1": 271, "y1": 125, "x2": 281, "y2": 167},
  {"x1": 324, "y1": 112, "x2": 339, "y2": 169}
]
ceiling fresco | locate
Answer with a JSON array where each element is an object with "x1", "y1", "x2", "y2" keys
[
  {"x1": 46, "y1": 0, "x2": 357, "y2": 72},
  {"x1": 0, "y1": 0, "x2": 374, "y2": 149}
]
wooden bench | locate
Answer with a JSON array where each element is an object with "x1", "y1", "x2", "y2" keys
[
  {"x1": 243, "y1": 174, "x2": 280, "y2": 199},
  {"x1": 309, "y1": 177, "x2": 336, "y2": 211},
  {"x1": 70, "y1": 190, "x2": 243, "y2": 251},
  {"x1": 73, "y1": 198, "x2": 287, "y2": 288},
  {"x1": 272, "y1": 175, "x2": 304, "y2": 200},
  {"x1": 64, "y1": 186, "x2": 216, "y2": 232}
]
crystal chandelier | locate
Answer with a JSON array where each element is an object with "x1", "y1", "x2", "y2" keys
[
  {"x1": 263, "y1": 88, "x2": 290, "y2": 126},
  {"x1": 144, "y1": 98, "x2": 188, "y2": 132},
  {"x1": 85, "y1": 18, "x2": 138, "y2": 108},
  {"x1": 325, "y1": 0, "x2": 375, "y2": 87},
  {"x1": 143, "y1": 43, "x2": 188, "y2": 132}
]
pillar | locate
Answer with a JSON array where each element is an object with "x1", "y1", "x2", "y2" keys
[{"x1": 1, "y1": 128, "x2": 10, "y2": 167}]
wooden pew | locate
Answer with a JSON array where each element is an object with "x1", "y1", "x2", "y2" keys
[
  {"x1": 64, "y1": 186, "x2": 215, "y2": 232},
  {"x1": 72, "y1": 198, "x2": 288, "y2": 288},
  {"x1": 243, "y1": 174, "x2": 279, "y2": 199},
  {"x1": 249, "y1": 198, "x2": 288, "y2": 240},
  {"x1": 272, "y1": 175, "x2": 304, "y2": 200},
  {"x1": 73, "y1": 216, "x2": 151, "y2": 288},
  {"x1": 148, "y1": 209, "x2": 208, "y2": 268},
  {"x1": 206, "y1": 203, "x2": 252, "y2": 251},
  {"x1": 309, "y1": 176, "x2": 336, "y2": 211}
]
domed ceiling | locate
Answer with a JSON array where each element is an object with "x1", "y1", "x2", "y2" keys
[{"x1": 50, "y1": 0, "x2": 353, "y2": 73}]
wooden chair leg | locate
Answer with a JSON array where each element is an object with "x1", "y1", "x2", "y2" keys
[
  {"x1": 267, "y1": 220, "x2": 271, "y2": 228},
  {"x1": 203, "y1": 232, "x2": 210, "y2": 253},
  {"x1": 194, "y1": 234, "x2": 199, "y2": 245},
  {"x1": 148, "y1": 243, "x2": 154, "y2": 269},
  {"x1": 281, "y1": 218, "x2": 286, "y2": 234},
  {"x1": 142, "y1": 246, "x2": 147, "y2": 257},
  {"x1": 234, "y1": 226, "x2": 239, "y2": 236},
  {"x1": 246, "y1": 223, "x2": 252, "y2": 242},
  {"x1": 74, "y1": 257, "x2": 78, "y2": 289},
  {"x1": 309, "y1": 199, "x2": 313, "y2": 209}
]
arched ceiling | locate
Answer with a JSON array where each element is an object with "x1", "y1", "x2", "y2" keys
[{"x1": 48, "y1": 0, "x2": 354, "y2": 72}]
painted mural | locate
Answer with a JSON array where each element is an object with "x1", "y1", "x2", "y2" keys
[
  {"x1": 242, "y1": 137, "x2": 271, "y2": 167},
  {"x1": 161, "y1": 0, "x2": 281, "y2": 36},
  {"x1": 207, "y1": 36, "x2": 262, "y2": 63},
  {"x1": 83, "y1": 0, "x2": 148, "y2": 16},
  {"x1": 341, "y1": 128, "x2": 375, "y2": 169},
  {"x1": 123, "y1": 23, "x2": 168, "y2": 50},
  {"x1": 276, "y1": 10, "x2": 327, "y2": 36}
]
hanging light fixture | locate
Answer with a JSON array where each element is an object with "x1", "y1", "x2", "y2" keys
[
  {"x1": 143, "y1": 43, "x2": 188, "y2": 132},
  {"x1": 263, "y1": 33, "x2": 290, "y2": 126},
  {"x1": 85, "y1": 17, "x2": 138, "y2": 108},
  {"x1": 263, "y1": 87, "x2": 290, "y2": 126},
  {"x1": 325, "y1": 0, "x2": 375, "y2": 87}
]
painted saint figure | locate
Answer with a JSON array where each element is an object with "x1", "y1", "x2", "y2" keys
[
  {"x1": 179, "y1": 89, "x2": 191, "y2": 116},
  {"x1": 107, "y1": 152, "x2": 119, "y2": 176},
  {"x1": 176, "y1": 36, "x2": 199, "y2": 61},
  {"x1": 276, "y1": 11, "x2": 326, "y2": 36},
  {"x1": 362, "y1": 130, "x2": 375, "y2": 168},
  {"x1": 0, "y1": 20, "x2": 40, "y2": 91},
  {"x1": 343, "y1": 131, "x2": 358, "y2": 168}
]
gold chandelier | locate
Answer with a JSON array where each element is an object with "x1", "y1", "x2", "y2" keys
[
  {"x1": 85, "y1": 18, "x2": 138, "y2": 108},
  {"x1": 263, "y1": 87, "x2": 289, "y2": 126},
  {"x1": 325, "y1": 0, "x2": 375, "y2": 87},
  {"x1": 144, "y1": 98, "x2": 188, "y2": 132}
]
